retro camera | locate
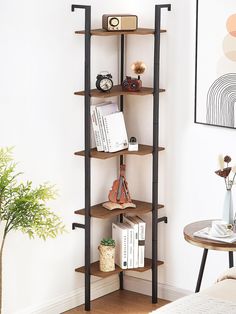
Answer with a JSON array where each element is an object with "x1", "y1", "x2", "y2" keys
[{"x1": 122, "y1": 76, "x2": 142, "y2": 92}]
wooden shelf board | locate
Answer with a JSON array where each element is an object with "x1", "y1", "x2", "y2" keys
[
  {"x1": 74, "y1": 85, "x2": 165, "y2": 98},
  {"x1": 75, "y1": 200, "x2": 164, "y2": 219},
  {"x1": 75, "y1": 258, "x2": 164, "y2": 278},
  {"x1": 74, "y1": 144, "x2": 165, "y2": 160},
  {"x1": 75, "y1": 261, "x2": 122, "y2": 278},
  {"x1": 75, "y1": 28, "x2": 167, "y2": 36}
]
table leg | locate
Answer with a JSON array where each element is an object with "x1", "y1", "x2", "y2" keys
[
  {"x1": 229, "y1": 251, "x2": 234, "y2": 268},
  {"x1": 195, "y1": 248, "x2": 208, "y2": 293}
]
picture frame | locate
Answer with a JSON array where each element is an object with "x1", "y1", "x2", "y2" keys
[{"x1": 194, "y1": 0, "x2": 236, "y2": 129}]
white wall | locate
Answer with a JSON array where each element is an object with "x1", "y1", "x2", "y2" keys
[{"x1": 0, "y1": 0, "x2": 235, "y2": 313}]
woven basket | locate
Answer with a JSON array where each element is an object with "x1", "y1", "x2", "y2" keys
[{"x1": 98, "y1": 244, "x2": 115, "y2": 272}]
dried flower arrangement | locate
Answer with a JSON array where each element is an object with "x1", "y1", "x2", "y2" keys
[
  {"x1": 215, "y1": 155, "x2": 236, "y2": 190},
  {"x1": 131, "y1": 61, "x2": 147, "y2": 75}
]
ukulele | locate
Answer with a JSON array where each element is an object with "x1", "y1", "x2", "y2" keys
[{"x1": 108, "y1": 164, "x2": 131, "y2": 204}]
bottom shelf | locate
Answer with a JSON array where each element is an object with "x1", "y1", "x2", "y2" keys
[{"x1": 75, "y1": 258, "x2": 164, "y2": 278}]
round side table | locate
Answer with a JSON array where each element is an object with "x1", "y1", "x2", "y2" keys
[{"x1": 183, "y1": 220, "x2": 236, "y2": 292}]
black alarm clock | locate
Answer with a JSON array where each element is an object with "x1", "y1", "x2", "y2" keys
[{"x1": 96, "y1": 72, "x2": 113, "y2": 92}]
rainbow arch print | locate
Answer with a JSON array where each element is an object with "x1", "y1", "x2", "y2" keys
[{"x1": 195, "y1": 0, "x2": 236, "y2": 129}]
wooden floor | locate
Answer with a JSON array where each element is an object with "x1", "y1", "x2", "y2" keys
[{"x1": 63, "y1": 290, "x2": 170, "y2": 314}]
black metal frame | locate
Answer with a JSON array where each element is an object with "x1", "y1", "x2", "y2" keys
[
  {"x1": 72, "y1": 4, "x2": 91, "y2": 311},
  {"x1": 194, "y1": 0, "x2": 236, "y2": 130},
  {"x1": 152, "y1": 4, "x2": 171, "y2": 303},
  {"x1": 195, "y1": 249, "x2": 234, "y2": 292},
  {"x1": 119, "y1": 34, "x2": 125, "y2": 291},
  {"x1": 72, "y1": 3, "x2": 171, "y2": 310}
]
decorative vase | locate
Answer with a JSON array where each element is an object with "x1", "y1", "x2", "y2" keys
[
  {"x1": 98, "y1": 245, "x2": 115, "y2": 272},
  {"x1": 222, "y1": 189, "x2": 234, "y2": 224}
]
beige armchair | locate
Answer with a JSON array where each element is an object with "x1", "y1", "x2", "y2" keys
[{"x1": 153, "y1": 267, "x2": 236, "y2": 313}]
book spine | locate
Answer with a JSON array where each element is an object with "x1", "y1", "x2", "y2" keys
[
  {"x1": 122, "y1": 229, "x2": 128, "y2": 269},
  {"x1": 127, "y1": 228, "x2": 134, "y2": 269},
  {"x1": 96, "y1": 107, "x2": 108, "y2": 152},
  {"x1": 102, "y1": 115, "x2": 111, "y2": 152},
  {"x1": 138, "y1": 244, "x2": 145, "y2": 268},
  {"x1": 133, "y1": 226, "x2": 139, "y2": 268},
  {"x1": 138, "y1": 221, "x2": 146, "y2": 267},
  {"x1": 90, "y1": 106, "x2": 103, "y2": 151}
]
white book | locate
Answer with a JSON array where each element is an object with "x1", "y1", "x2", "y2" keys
[
  {"x1": 123, "y1": 216, "x2": 139, "y2": 268},
  {"x1": 123, "y1": 222, "x2": 134, "y2": 269},
  {"x1": 112, "y1": 223, "x2": 128, "y2": 269},
  {"x1": 96, "y1": 102, "x2": 118, "y2": 152},
  {"x1": 132, "y1": 216, "x2": 146, "y2": 267},
  {"x1": 90, "y1": 104, "x2": 103, "y2": 151},
  {"x1": 103, "y1": 112, "x2": 128, "y2": 153}
]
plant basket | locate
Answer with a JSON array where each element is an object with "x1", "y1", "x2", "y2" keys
[{"x1": 98, "y1": 244, "x2": 115, "y2": 272}]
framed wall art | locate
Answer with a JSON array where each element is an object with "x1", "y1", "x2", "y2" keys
[{"x1": 194, "y1": 0, "x2": 236, "y2": 129}]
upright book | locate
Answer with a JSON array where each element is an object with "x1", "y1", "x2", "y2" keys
[
  {"x1": 90, "y1": 104, "x2": 103, "y2": 151},
  {"x1": 103, "y1": 111, "x2": 128, "y2": 153},
  {"x1": 123, "y1": 216, "x2": 139, "y2": 268},
  {"x1": 123, "y1": 222, "x2": 134, "y2": 269},
  {"x1": 96, "y1": 102, "x2": 118, "y2": 152},
  {"x1": 132, "y1": 216, "x2": 146, "y2": 267},
  {"x1": 112, "y1": 222, "x2": 128, "y2": 269}
]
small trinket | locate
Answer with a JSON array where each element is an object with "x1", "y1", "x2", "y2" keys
[{"x1": 128, "y1": 137, "x2": 138, "y2": 151}]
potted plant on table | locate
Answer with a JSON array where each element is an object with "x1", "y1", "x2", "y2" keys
[
  {"x1": 0, "y1": 147, "x2": 65, "y2": 314},
  {"x1": 98, "y1": 238, "x2": 115, "y2": 272}
]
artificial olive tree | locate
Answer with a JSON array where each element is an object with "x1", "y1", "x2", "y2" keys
[{"x1": 0, "y1": 147, "x2": 65, "y2": 313}]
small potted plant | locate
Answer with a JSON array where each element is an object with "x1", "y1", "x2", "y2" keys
[{"x1": 98, "y1": 238, "x2": 115, "y2": 272}]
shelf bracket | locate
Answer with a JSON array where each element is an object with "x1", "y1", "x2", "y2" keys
[
  {"x1": 157, "y1": 216, "x2": 168, "y2": 224},
  {"x1": 72, "y1": 222, "x2": 85, "y2": 230}
]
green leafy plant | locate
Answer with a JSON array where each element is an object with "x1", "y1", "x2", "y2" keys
[
  {"x1": 0, "y1": 147, "x2": 65, "y2": 313},
  {"x1": 100, "y1": 238, "x2": 115, "y2": 247}
]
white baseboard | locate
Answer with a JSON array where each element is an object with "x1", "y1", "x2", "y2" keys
[
  {"x1": 16, "y1": 276, "x2": 119, "y2": 314},
  {"x1": 15, "y1": 274, "x2": 191, "y2": 314},
  {"x1": 124, "y1": 275, "x2": 191, "y2": 302}
]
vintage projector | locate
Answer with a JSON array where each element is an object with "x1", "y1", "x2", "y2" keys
[
  {"x1": 102, "y1": 14, "x2": 138, "y2": 31},
  {"x1": 122, "y1": 61, "x2": 146, "y2": 92}
]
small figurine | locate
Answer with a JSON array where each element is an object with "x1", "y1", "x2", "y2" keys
[
  {"x1": 128, "y1": 137, "x2": 139, "y2": 151},
  {"x1": 102, "y1": 164, "x2": 136, "y2": 210}
]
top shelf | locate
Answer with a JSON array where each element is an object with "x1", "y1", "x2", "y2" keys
[{"x1": 75, "y1": 28, "x2": 167, "y2": 36}]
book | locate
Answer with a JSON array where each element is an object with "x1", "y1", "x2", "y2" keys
[
  {"x1": 132, "y1": 216, "x2": 146, "y2": 267},
  {"x1": 90, "y1": 104, "x2": 103, "y2": 151},
  {"x1": 112, "y1": 223, "x2": 128, "y2": 269},
  {"x1": 193, "y1": 227, "x2": 236, "y2": 243},
  {"x1": 103, "y1": 111, "x2": 128, "y2": 153},
  {"x1": 123, "y1": 216, "x2": 139, "y2": 268},
  {"x1": 96, "y1": 102, "x2": 118, "y2": 152},
  {"x1": 123, "y1": 222, "x2": 134, "y2": 269}
]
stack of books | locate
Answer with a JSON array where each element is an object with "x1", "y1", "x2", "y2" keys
[
  {"x1": 112, "y1": 216, "x2": 146, "y2": 269},
  {"x1": 90, "y1": 102, "x2": 128, "y2": 153}
]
